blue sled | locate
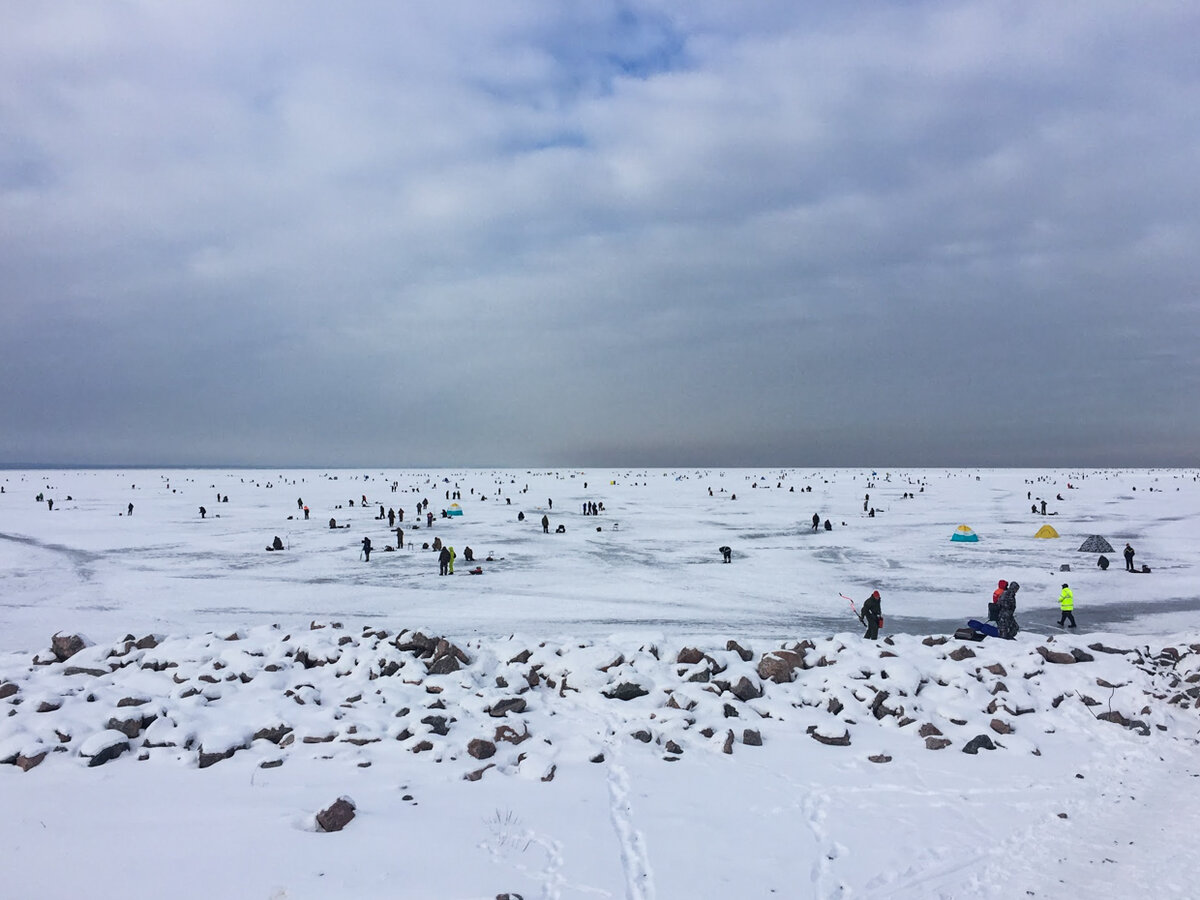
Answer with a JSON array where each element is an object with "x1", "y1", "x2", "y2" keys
[{"x1": 967, "y1": 619, "x2": 999, "y2": 638}]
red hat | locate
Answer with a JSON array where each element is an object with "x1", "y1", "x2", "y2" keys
[
  {"x1": 871, "y1": 590, "x2": 880, "y2": 599},
  {"x1": 998, "y1": 579, "x2": 1008, "y2": 588}
]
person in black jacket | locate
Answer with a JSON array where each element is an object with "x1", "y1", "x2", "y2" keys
[
  {"x1": 438, "y1": 545, "x2": 451, "y2": 575},
  {"x1": 361, "y1": 536, "x2": 372, "y2": 562},
  {"x1": 860, "y1": 590, "x2": 882, "y2": 640},
  {"x1": 1124, "y1": 543, "x2": 1136, "y2": 572}
]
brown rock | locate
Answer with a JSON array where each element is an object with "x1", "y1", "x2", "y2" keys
[
  {"x1": 807, "y1": 726, "x2": 851, "y2": 746},
  {"x1": 726, "y1": 640, "x2": 753, "y2": 662},
  {"x1": 922, "y1": 636, "x2": 948, "y2": 646},
  {"x1": 36, "y1": 700, "x2": 62, "y2": 713},
  {"x1": 722, "y1": 729, "x2": 735, "y2": 754},
  {"x1": 990, "y1": 718, "x2": 1013, "y2": 735},
  {"x1": 758, "y1": 650, "x2": 805, "y2": 684},
  {"x1": 0, "y1": 682, "x2": 17, "y2": 700},
  {"x1": 730, "y1": 676, "x2": 763, "y2": 702},
  {"x1": 494, "y1": 724, "x2": 531, "y2": 745},
  {"x1": 468, "y1": 739, "x2": 496, "y2": 760},
  {"x1": 925, "y1": 737, "x2": 952, "y2": 750},
  {"x1": 316, "y1": 797, "x2": 356, "y2": 833},
  {"x1": 677, "y1": 647, "x2": 706, "y2": 665},
  {"x1": 918, "y1": 723, "x2": 943, "y2": 738},
  {"x1": 488, "y1": 698, "x2": 527, "y2": 718},
  {"x1": 984, "y1": 663, "x2": 1007, "y2": 676},
  {"x1": 15, "y1": 751, "x2": 48, "y2": 771},
  {"x1": 51, "y1": 633, "x2": 87, "y2": 662},
  {"x1": 743, "y1": 729, "x2": 762, "y2": 746},
  {"x1": 948, "y1": 646, "x2": 976, "y2": 661},
  {"x1": 464, "y1": 763, "x2": 494, "y2": 781},
  {"x1": 1036, "y1": 646, "x2": 1076, "y2": 665},
  {"x1": 253, "y1": 725, "x2": 293, "y2": 744},
  {"x1": 868, "y1": 754, "x2": 892, "y2": 763}
]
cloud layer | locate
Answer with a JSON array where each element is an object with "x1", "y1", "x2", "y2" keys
[{"x1": 2, "y1": 1, "x2": 1198, "y2": 466}]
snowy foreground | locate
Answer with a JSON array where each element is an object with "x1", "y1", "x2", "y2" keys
[{"x1": 2, "y1": 467, "x2": 1199, "y2": 899}]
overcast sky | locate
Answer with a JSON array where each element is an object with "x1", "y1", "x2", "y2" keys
[{"x1": 2, "y1": 2, "x2": 1197, "y2": 468}]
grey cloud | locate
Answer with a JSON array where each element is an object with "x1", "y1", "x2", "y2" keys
[{"x1": 1, "y1": 1, "x2": 1197, "y2": 466}]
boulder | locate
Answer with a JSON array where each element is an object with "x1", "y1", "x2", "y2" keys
[
  {"x1": 726, "y1": 640, "x2": 754, "y2": 662},
  {"x1": 1036, "y1": 646, "x2": 1076, "y2": 665},
  {"x1": 925, "y1": 737, "x2": 952, "y2": 750},
  {"x1": 918, "y1": 723, "x2": 943, "y2": 738},
  {"x1": 468, "y1": 739, "x2": 496, "y2": 760},
  {"x1": 757, "y1": 650, "x2": 805, "y2": 684},
  {"x1": 989, "y1": 719, "x2": 1013, "y2": 735},
  {"x1": 729, "y1": 676, "x2": 763, "y2": 702},
  {"x1": 0, "y1": 683, "x2": 18, "y2": 700},
  {"x1": 1070, "y1": 648, "x2": 1095, "y2": 663},
  {"x1": 81, "y1": 730, "x2": 130, "y2": 767},
  {"x1": 15, "y1": 751, "x2": 47, "y2": 772},
  {"x1": 962, "y1": 734, "x2": 996, "y2": 754},
  {"x1": 252, "y1": 725, "x2": 293, "y2": 744},
  {"x1": 743, "y1": 729, "x2": 762, "y2": 746},
  {"x1": 948, "y1": 646, "x2": 976, "y2": 661},
  {"x1": 676, "y1": 647, "x2": 706, "y2": 665},
  {"x1": 488, "y1": 698, "x2": 527, "y2": 718},
  {"x1": 807, "y1": 726, "x2": 851, "y2": 746},
  {"x1": 604, "y1": 682, "x2": 649, "y2": 702},
  {"x1": 51, "y1": 633, "x2": 87, "y2": 662},
  {"x1": 316, "y1": 797, "x2": 356, "y2": 833}
]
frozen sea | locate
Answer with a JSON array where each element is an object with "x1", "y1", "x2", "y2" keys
[{"x1": 2, "y1": 466, "x2": 1199, "y2": 900}]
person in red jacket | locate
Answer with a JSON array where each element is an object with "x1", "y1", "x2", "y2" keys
[{"x1": 988, "y1": 579, "x2": 1008, "y2": 622}]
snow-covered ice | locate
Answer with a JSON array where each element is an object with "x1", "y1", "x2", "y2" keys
[{"x1": 2, "y1": 467, "x2": 1199, "y2": 898}]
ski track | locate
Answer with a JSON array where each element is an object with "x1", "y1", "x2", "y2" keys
[{"x1": 603, "y1": 727, "x2": 656, "y2": 900}]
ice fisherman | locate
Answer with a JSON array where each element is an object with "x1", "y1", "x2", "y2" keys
[
  {"x1": 859, "y1": 591, "x2": 882, "y2": 640},
  {"x1": 448, "y1": 546, "x2": 456, "y2": 574},
  {"x1": 438, "y1": 545, "x2": 451, "y2": 575},
  {"x1": 1124, "y1": 543, "x2": 1136, "y2": 572},
  {"x1": 720, "y1": 545, "x2": 732, "y2": 563},
  {"x1": 996, "y1": 582, "x2": 1020, "y2": 639},
  {"x1": 1057, "y1": 583, "x2": 1076, "y2": 628},
  {"x1": 542, "y1": 514, "x2": 550, "y2": 534},
  {"x1": 811, "y1": 513, "x2": 820, "y2": 532},
  {"x1": 361, "y1": 536, "x2": 372, "y2": 561}
]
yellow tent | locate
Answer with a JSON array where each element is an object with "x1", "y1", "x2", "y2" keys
[{"x1": 1034, "y1": 524, "x2": 1059, "y2": 539}]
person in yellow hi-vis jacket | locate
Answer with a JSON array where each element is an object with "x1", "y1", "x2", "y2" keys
[
  {"x1": 1057, "y1": 583, "x2": 1076, "y2": 628},
  {"x1": 448, "y1": 546, "x2": 456, "y2": 575}
]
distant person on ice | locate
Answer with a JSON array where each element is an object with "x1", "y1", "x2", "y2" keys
[
  {"x1": 996, "y1": 582, "x2": 1020, "y2": 639},
  {"x1": 1124, "y1": 543, "x2": 1136, "y2": 572},
  {"x1": 199, "y1": 506, "x2": 206, "y2": 519},
  {"x1": 720, "y1": 545, "x2": 732, "y2": 563},
  {"x1": 1058, "y1": 583, "x2": 1076, "y2": 628},
  {"x1": 811, "y1": 513, "x2": 820, "y2": 532},
  {"x1": 542, "y1": 514, "x2": 550, "y2": 534},
  {"x1": 1098, "y1": 554, "x2": 1109, "y2": 570},
  {"x1": 361, "y1": 536, "x2": 372, "y2": 561},
  {"x1": 859, "y1": 591, "x2": 882, "y2": 640},
  {"x1": 438, "y1": 545, "x2": 451, "y2": 575}
]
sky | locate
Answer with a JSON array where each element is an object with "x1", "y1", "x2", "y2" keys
[{"x1": 1, "y1": 1, "x2": 1198, "y2": 468}]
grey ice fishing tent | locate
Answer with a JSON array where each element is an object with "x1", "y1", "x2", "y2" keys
[{"x1": 1078, "y1": 535, "x2": 1114, "y2": 553}]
